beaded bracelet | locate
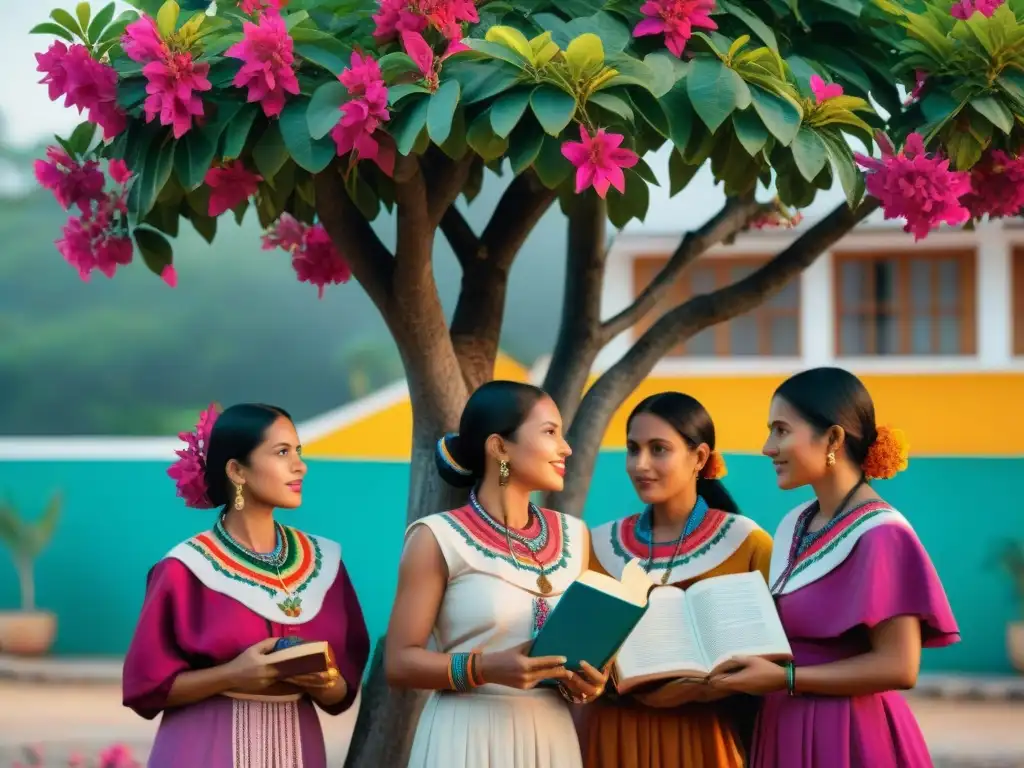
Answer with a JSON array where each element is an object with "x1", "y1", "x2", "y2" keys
[
  {"x1": 448, "y1": 652, "x2": 475, "y2": 692},
  {"x1": 468, "y1": 651, "x2": 486, "y2": 687},
  {"x1": 785, "y1": 662, "x2": 796, "y2": 696}
]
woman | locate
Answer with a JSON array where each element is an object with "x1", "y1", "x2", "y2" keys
[
  {"x1": 580, "y1": 392, "x2": 773, "y2": 768},
  {"x1": 123, "y1": 403, "x2": 370, "y2": 768},
  {"x1": 710, "y1": 367, "x2": 960, "y2": 768},
  {"x1": 386, "y1": 380, "x2": 610, "y2": 768}
]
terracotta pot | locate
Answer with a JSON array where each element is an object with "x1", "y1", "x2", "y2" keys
[
  {"x1": 1009, "y1": 622, "x2": 1024, "y2": 674},
  {"x1": 0, "y1": 610, "x2": 57, "y2": 656}
]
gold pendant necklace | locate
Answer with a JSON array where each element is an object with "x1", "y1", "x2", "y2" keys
[{"x1": 505, "y1": 524, "x2": 553, "y2": 594}]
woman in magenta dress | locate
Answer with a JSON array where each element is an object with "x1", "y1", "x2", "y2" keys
[
  {"x1": 709, "y1": 367, "x2": 959, "y2": 768},
  {"x1": 122, "y1": 403, "x2": 370, "y2": 768}
]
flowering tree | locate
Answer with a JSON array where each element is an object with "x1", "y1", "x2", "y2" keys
[{"x1": 29, "y1": 0, "x2": 1024, "y2": 760}]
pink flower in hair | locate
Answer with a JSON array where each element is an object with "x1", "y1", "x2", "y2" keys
[{"x1": 167, "y1": 403, "x2": 221, "y2": 508}]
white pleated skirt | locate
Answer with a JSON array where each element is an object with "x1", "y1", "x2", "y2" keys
[{"x1": 407, "y1": 688, "x2": 583, "y2": 768}]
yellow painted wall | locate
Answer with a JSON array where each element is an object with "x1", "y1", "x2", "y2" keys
[
  {"x1": 600, "y1": 372, "x2": 1024, "y2": 456},
  {"x1": 304, "y1": 353, "x2": 531, "y2": 459}
]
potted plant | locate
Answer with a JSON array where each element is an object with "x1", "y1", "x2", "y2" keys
[
  {"x1": 998, "y1": 540, "x2": 1024, "y2": 674},
  {"x1": 0, "y1": 492, "x2": 61, "y2": 655}
]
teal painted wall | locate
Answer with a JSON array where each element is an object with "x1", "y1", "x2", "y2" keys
[{"x1": 0, "y1": 454, "x2": 1019, "y2": 673}]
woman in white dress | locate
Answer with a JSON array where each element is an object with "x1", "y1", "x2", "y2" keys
[{"x1": 385, "y1": 380, "x2": 610, "y2": 768}]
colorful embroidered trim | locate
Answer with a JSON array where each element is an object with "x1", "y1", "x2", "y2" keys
[
  {"x1": 609, "y1": 507, "x2": 734, "y2": 569},
  {"x1": 441, "y1": 505, "x2": 572, "y2": 576},
  {"x1": 787, "y1": 502, "x2": 892, "y2": 581},
  {"x1": 185, "y1": 525, "x2": 323, "y2": 598}
]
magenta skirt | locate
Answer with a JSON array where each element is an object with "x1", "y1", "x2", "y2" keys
[
  {"x1": 752, "y1": 689, "x2": 933, "y2": 768},
  {"x1": 148, "y1": 695, "x2": 327, "y2": 768}
]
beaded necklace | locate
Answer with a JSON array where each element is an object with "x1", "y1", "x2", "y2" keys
[
  {"x1": 639, "y1": 496, "x2": 708, "y2": 585},
  {"x1": 215, "y1": 517, "x2": 303, "y2": 615}
]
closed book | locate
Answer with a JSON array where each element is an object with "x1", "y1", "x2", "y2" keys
[
  {"x1": 262, "y1": 639, "x2": 335, "y2": 678},
  {"x1": 529, "y1": 559, "x2": 652, "y2": 672}
]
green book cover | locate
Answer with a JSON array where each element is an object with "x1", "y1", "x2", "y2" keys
[{"x1": 529, "y1": 559, "x2": 652, "y2": 672}]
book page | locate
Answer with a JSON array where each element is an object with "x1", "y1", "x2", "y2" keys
[
  {"x1": 686, "y1": 572, "x2": 793, "y2": 672},
  {"x1": 614, "y1": 587, "x2": 709, "y2": 689},
  {"x1": 576, "y1": 558, "x2": 651, "y2": 606}
]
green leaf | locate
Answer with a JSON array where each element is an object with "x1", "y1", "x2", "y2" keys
[
  {"x1": 600, "y1": 55, "x2": 658, "y2": 93},
  {"x1": 970, "y1": 96, "x2": 1013, "y2": 134},
  {"x1": 630, "y1": 89, "x2": 669, "y2": 137},
  {"x1": 391, "y1": 94, "x2": 431, "y2": 156},
  {"x1": 307, "y1": 81, "x2": 346, "y2": 140},
  {"x1": 607, "y1": 169, "x2": 650, "y2": 228},
  {"x1": 718, "y1": 0, "x2": 778, "y2": 51},
  {"x1": 252, "y1": 122, "x2": 289, "y2": 182},
  {"x1": 156, "y1": 0, "x2": 180, "y2": 38},
  {"x1": 280, "y1": 98, "x2": 337, "y2": 173},
  {"x1": 449, "y1": 60, "x2": 522, "y2": 104},
  {"x1": 378, "y1": 52, "x2": 421, "y2": 83},
  {"x1": 750, "y1": 85, "x2": 802, "y2": 146},
  {"x1": 49, "y1": 8, "x2": 83, "y2": 39},
  {"x1": 292, "y1": 29, "x2": 352, "y2": 76},
  {"x1": 531, "y1": 87, "x2": 577, "y2": 136},
  {"x1": 588, "y1": 92, "x2": 634, "y2": 122},
  {"x1": 790, "y1": 127, "x2": 828, "y2": 181},
  {"x1": 466, "y1": 112, "x2": 510, "y2": 161},
  {"x1": 428, "y1": 80, "x2": 461, "y2": 145},
  {"x1": 129, "y1": 137, "x2": 175, "y2": 219},
  {"x1": 441, "y1": 107, "x2": 468, "y2": 160},
  {"x1": 75, "y1": 2, "x2": 92, "y2": 38},
  {"x1": 819, "y1": 0, "x2": 863, "y2": 15},
  {"x1": 633, "y1": 157, "x2": 659, "y2": 185},
  {"x1": 463, "y1": 38, "x2": 530, "y2": 69},
  {"x1": 67, "y1": 121, "x2": 98, "y2": 156},
  {"x1": 174, "y1": 128, "x2": 217, "y2": 189},
  {"x1": 491, "y1": 89, "x2": 533, "y2": 138},
  {"x1": 30, "y1": 22, "x2": 75, "y2": 41},
  {"x1": 686, "y1": 57, "x2": 750, "y2": 133},
  {"x1": 144, "y1": 201, "x2": 180, "y2": 237},
  {"x1": 188, "y1": 210, "x2": 217, "y2": 243},
  {"x1": 818, "y1": 129, "x2": 864, "y2": 208},
  {"x1": 643, "y1": 52, "x2": 684, "y2": 98},
  {"x1": 660, "y1": 82, "x2": 694, "y2": 150},
  {"x1": 733, "y1": 109, "x2": 769, "y2": 155},
  {"x1": 133, "y1": 226, "x2": 173, "y2": 276},
  {"x1": 565, "y1": 12, "x2": 631, "y2": 54},
  {"x1": 533, "y1": 134, "x2": 574, "y2": 188},
  {"x1": 388, "y1": 83, "x2": 432, "y2": 106},
  {"x1": 87, "y1": 2, "x2": 117, "y2": 45},
  {"x1": 509, "y1": 119, "x2": 545, "y2": 175},
  {"x1": 944, "y1": 127, "x2": 984, "y2": 171},
  {"x1": 222, "y1": 103, "x2": 259, "y2": 159},
  {"x1": 565, "y1": 33, "x2": 605, "y2": 80}
]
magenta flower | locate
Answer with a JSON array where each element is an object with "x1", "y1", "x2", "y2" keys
[
  {"x1": 951, "y1": 0, "x2": 1003, "y2": 18},
  {"x1": 35, "y1": 42, "x2": 126, "y2": 139},
  {"x1": 167, "y1": 404, "x2": 221, "y2": 509},
  {"x1": 108, "y1": 159, "x2": 133, "y2": 185},
  {"x1": 226, "y1": 10, "x2": 300, "y2": 118},
  {"x1": 332, "y1": 51, "x2": 394, "y2": 176},
  {"x1": 160, "y1": 264, "x2": 178, "y2": 287},
  {"x1": 34, "y1": 147, "x2": 106, "y2": 212},
  {"x1": 262, "y1": 214, "x2": 352, "y2": 298},
  {"x1": 239, "y1": 0, "x2": 283, "y2": 14},
  {"x1": 401, "y1": 31, "x2": 437, "y2": 87},
  {"x1": 373, "y1": 0, "x2": 478, "y2": 44},
  {"x1": 122, "y1": 16, "x2": 167, "y2": 64},
  {"x1": 205, "y1": 161, "x2": 263, "y2": 216},
  {"x1": 855, "y1": 132, "x2": 971, "y2": 241},
  {"x1": 959, "y1": 150, "x2": 1024, "y2": 219},
  {"x1": 142, "y1": 52, "x2": 212, "y2": 138},
  {"x1": 561, "y1": 124, "x2": 640, "y2": 198},
  {"x1": 810, "y1": 74, "x2": 842, "y2": 103},
  {"x1": 633, "y1": 0, "x2": 717, "y2": 58}
]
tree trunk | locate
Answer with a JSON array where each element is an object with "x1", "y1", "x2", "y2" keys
[{"x1": 17, "y1": 557, "x2": 34, "y2": 611}]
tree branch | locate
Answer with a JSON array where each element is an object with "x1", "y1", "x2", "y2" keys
[
  {"x1": 424, "y1": 150, "x2": 475, "y2": 226},
  {"x1": 448, "y1": 171, "x2": 557, "y2": 387},
  {"x1": 542, "y1": 193, "x2": 608, "y2": 422},
  {"x1": 600, "y1": 193, "x2": 769, "y2": 343},
  {"x1": 314, "y1": 164, "x2": 395, "y2": 314},
  {"x1": 439, "y1": 205, "x2": 480, "y2": 270}
]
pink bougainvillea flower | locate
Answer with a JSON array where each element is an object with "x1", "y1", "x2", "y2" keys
[
  {"x1": 904, "y1": 69, "x2": 927, "y2": 105},
  {"x1": 34, "y1": 147, "x2": 106, "y2": 212},
  {"x1": 959, "y1": 149, "x2": 1024, "y2": 219},
  {"x1": 226, "y1": 10, "x2": 300, "y2": 117},
  {"x1": 35, "y1": 41, "x2": 73, "y2": 103},
  {"x1": 332, "y1": 51, "x2": 393, "y2": 175},
  {"x1": 373, "y1": 0, "x2": 478, "y2": 44},
  {"x1": 239, "y1": 0, "x2": 283, "y2": 14},
  {"x1": 401, "y1": 30, "x2": 437, "y2": 87},
  {"x1": 809, "y1": 74, "x2": 843, "y2": 103},
  {"x1": 142, "y1": 52, "x2": 211, "y2": 138},
  {"x1": 951, "y1": 0, "x2": 1003, "y2": 18},
  {"x1": 262, "y1": 214, "x2": 352, "y2": 298},
  {"x1": 561, "y1": 124, "x2": 640, "y2": 198},
  {"x1": 633, "y1": 0, "x2": 717, "y2": 58},
  {"x1": 122, "y1": 16, "x2": 167, "y2": 64},
  {"x1": 35, "y1": 42, "x2": 126, "y2": 139},
  {"x1": 108, "y1": 159, "x2": 133, "y2": 185},
  {"x1": 167, "y1": 404, "x2": 221, "y2": 509},
  {"x1": 855, "y1": 132, "x2": 971, "y2": 241},
  {"x1": 204, "y1": 161, "x2": 263, "y2": 216},
  {"x1": 160, "y1": 264, "x2": 178, "y2": 287}
]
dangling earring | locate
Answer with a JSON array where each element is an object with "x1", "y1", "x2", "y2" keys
[
  {"x1": 498, "y1": 459, "x2": 510, "y2": 487},
  {"x1": 234, "y1": 483, "x2": 245, "y2": 511},
  {"x1": 826, "y1": 452, "x2": 836, "y2": 468}
]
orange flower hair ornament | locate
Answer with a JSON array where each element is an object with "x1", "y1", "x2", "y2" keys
[
  {"x1": 861, "y1": 425, "x2": 910, "y2": 480},
  {"x1": 700, "y1": 451, "x2": 728, "y2": 480}
]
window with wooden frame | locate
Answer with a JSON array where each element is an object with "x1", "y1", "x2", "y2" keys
[
  {"x1": 832, "y1": 249, "x2": 976, "y2": 356},
  {"x1": 632, "y1": 255, "x2": 801, "y2": 356},
  {"x1": 1013, "y1": 248, "x2": 1024, "y2": 356}
]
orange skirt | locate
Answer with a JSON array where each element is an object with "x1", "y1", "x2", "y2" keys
[{"x1": 579, "y1": 699, "x2": 745, "y2": 768}]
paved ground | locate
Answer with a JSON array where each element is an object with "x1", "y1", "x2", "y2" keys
[{"x1": 0, "y1": 680, "x2": 1022, "y2": 766}]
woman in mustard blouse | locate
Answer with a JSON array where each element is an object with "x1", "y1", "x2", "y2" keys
[{"x1": 579, "y1": 392, "x2": 773, "y2": 768}]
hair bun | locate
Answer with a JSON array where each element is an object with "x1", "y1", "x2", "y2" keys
[
  {"x1": 434, "y1": 432, "x2": 476, "y2": 489},
  {"x1": 861, "y1": 425, "x2": 909, "y2": 480},
  {"x1": 700, "y1": 451, "x2": 728, "y2": 480}
]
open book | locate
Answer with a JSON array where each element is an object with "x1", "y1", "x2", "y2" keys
[
  {"x1": 614, "y1": 571, "x2": 792, "y2": 694},
  {"x1": 262, "y1": 639, "x2": 336, "y2": 679},
  {"x1": 529, "y1": 559, "x2": 652, "y2": 671}
]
